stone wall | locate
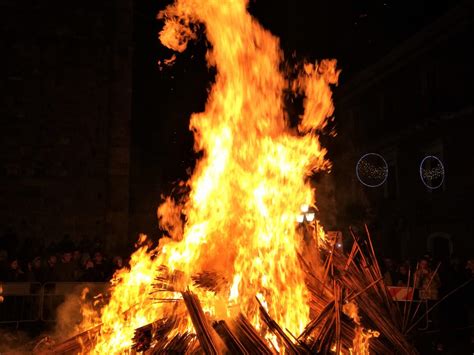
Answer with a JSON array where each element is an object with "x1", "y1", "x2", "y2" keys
[{"x1": 0, "y1": 0, "x2": 132, "y2": 252}]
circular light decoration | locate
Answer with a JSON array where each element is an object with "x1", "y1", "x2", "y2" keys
[
  {"x1": 356, "y1": 153, "x2": 389, "y2": 187},
  {"x1": 419, "y1": 155, "x2": 445, "y2": 189}
]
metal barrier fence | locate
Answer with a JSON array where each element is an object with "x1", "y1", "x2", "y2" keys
[
  {"x1": 0, "y1": 282, "x2": 107, "y2": 325},
  {"x1": 0, "y1": 283, "x2": 42, "y2": 324}
]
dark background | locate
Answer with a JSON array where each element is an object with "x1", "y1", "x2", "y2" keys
[
  {"x1": 1, "y1": 0, "x2": 472, "y2": 259},
  {"x1": 132, "y1": 0, "x2": 466, "y2": 185}
]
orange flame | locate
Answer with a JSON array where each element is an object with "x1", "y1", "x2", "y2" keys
[
  {"x1": 82, "y1": 0, "x2": 339, "y2": 352},
  {"x1": 344, "y1": 301, "x2": 380, "y2": 354},
  {"x1": 350, "y1": 328, "x2": 380, "y2": 355}
]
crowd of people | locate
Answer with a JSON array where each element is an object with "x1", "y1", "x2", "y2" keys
[
  {"x1": 0, "y1": 233, "x2": 125, "y2": 283},
  {"x1": 381, "y1": 254, "x2": 474, "y2": 300},
  {"x1": 381, "y1": 254, "x2": 474, "y2": 350}
]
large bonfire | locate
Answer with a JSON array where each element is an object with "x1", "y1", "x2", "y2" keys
[{"x1": 61, "y1": 0, "x2": 417, "y2": 354}]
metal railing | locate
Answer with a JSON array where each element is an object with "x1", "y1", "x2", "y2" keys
[
  {"x1": 0, "y1": 283, "x2": 42, "y2": 324},
  {"x1": 0, "y1": 282, "x2": 107, "y2": 325}
]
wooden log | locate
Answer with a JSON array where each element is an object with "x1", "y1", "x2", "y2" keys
[
  {"x1": 213, "y1": 320, "x2": 249, "y2": 355},
  {"x1": 231, "y1": 314, "x2": 273, "y2": 355},
  {"x1": 192, "y1": 271, "x2": 228, "y2": 293},
  {"x1": 334, "y1": 282, "x2": 342, "y2": 355},
  {"x1": 181, "y1": 290, "x2": 224, "y2": 355},
  {"x1": 132, "y1": 317, "x2": 177, "y2": 352},
  {"x1": 44, "y1": 324, "x2": 101, "y2": 354},
  {"x1": 151, "y1": 332, "x2": 198, "y2": 353},
  {"x1": 255, "y1": 296, "x2": 300, "y2": 354}
]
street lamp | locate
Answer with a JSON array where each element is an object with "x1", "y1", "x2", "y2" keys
[
  {"x1": 297, "y1": 204, "x2": 320, "y2": 272},
  {"x1": 297, "y1": 204, "x2": 317, "y2": 224},
  {"x1": 297, "y1": 204, "x2": 319, "y2": 246},
  {"x1": 305, "y1": 212, "x2": 315, "y2": 222}
]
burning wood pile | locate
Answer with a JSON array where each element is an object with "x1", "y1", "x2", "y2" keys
[
  {"x1": 30, "y1": 0, "x2": 433, "y2": 353},
  {"x1": 40, "y1": 226, "x2": 420, "y2": 354}
]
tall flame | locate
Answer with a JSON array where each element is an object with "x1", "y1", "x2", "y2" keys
[{"x1": 83, "y1": 0, "x2": 339, "y2": 352}]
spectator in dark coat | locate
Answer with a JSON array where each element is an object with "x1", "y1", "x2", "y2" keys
[
  {"x1": 56, "y1": 251, "x2": 76, "y2": 281},
  {"x1": 72, "y1": 248, "x2": 82, "y2": 280},
  {"x1": 26, "y1": 256, "x2": 45, "y2": 283},
  {"x1": 80, "y1": 258, "x2": 99, "y2": 282},
  {"x1": 108, "y1": 256, "x2": 124, "y2": 280},
  {"x1": 43, "y1": 254, "x2": 59, "y2": 282},
  {"x1": 383, "y1": 258, "x2": 399, "y2": 286},
  {"x1": 72, "y1": 249, "x2": 81, "y2": 265},
  {"x1": 396, "y1": 263, "x2": 411, "y2": 286},
  {"x1": 92, "y1": 251, "x2": 108, "y2": 281},
  {"x1": 4, "y1": 258, "x2": 26, "y2": 282}
]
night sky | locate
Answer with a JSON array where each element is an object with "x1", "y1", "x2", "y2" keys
[{"x1": 131, "y1": 0, "x2": 463, "y2": 191}]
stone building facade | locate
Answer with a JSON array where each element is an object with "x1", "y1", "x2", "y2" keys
[
  {"x1": 0, "y1": 0, "x2": 132, "y2": 252},
  {"x1": 332, "y1": 2, "x2": 474, "y2": 260}
]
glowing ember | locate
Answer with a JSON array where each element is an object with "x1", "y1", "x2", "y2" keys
[{"x1": 81, "y1": 0, "x2": 339, "y2": 352}]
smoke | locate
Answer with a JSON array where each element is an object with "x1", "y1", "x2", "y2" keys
[
  {"x1": 53, "y1": 284, "x2": 102, "y2": 341},
  {"x1": 54, "y1": 286, "x2": 89, "y2": 340},
  {"x1": 0, "y1": 283, "x2": 102, "y2": 353},
  {"x1": 0, "y1": 328, "x2": 31, "y2": 354}
]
